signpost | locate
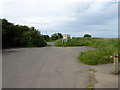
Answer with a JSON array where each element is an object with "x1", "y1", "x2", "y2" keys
[{"x1": 62, "y1": 34, "x2": 70, "y2": 43}]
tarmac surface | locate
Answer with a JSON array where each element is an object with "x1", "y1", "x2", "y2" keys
[
  {"x1": 3, "y1": 42, "x2": 93, "y2": 88},
  {"x1": 2, "y1": 42, "x2": 118, "y2": 88}
]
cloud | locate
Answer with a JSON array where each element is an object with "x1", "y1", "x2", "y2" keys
[{"x1": 0, "y1": 0, "x2": 118, "y2": 37}]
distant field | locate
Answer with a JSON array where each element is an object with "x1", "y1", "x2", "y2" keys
[{"x1": 55, "y1": 38, "x2": 119, "y2": 65}]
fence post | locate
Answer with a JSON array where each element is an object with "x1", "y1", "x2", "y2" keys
[{"x1": 113, "y1": 54, "x2": 118, "y2": 74}]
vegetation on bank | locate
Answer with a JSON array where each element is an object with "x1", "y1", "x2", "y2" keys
[
  {"x1": 55, "y1": 38, "x2": 118, "y2": 65},
  {"x1": 1, "y1": 18, "x2": 63, "y2": 48},
  {"x1": 1, "y1": 19, "x2": 47, "y2": 48},
  {"x1": 79, "y1": 38, "x2": 118, "y2": 65}
]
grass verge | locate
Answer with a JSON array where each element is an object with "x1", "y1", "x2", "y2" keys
[{"x1": 55, "y1": 38, "x2": 118, "y2": 65}]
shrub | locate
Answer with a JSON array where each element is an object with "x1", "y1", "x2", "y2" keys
[
  {"x1": 51, "y1": 33, "x2": 63, "y2": 40},
  {"x1": 84, "y1": 34, "x2": 92, "y2": 38},
  {"x1": 42, "y1": 35, "x2": 50, "y2": 41},
  {"x1": 22, "y1": 30, "x2": 47, "y2": 47}
]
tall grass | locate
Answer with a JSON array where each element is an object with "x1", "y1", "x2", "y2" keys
[
  {"x1": 55, "y1": 38, "x2": 118, "y2": 65},
  {"x1": 55, "y1": 38, "x2": 92, "y2": 47}
]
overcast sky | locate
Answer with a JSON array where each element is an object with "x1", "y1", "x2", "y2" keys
[{"x1": 0, "y1": 0, "x2": 118, "y2": 37}]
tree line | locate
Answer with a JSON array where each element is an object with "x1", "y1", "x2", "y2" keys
[
  {"x1": 1, "y1": 19, "x2": 47, "y2": 48},
  {"x1": 1, "y1": 19, "x2": 63, "y2": 48},
  {"x1": 1, "y1": 18, "x2": 91, "y2": 48}
]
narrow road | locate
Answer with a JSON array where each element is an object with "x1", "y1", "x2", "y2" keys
[{"x1": 3, "y1": 42, "x2": 93, "y2": 88}]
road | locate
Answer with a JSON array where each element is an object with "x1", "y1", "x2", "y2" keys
[{"x1": 3, "y1": 42, "x2": 94, "y2": 88}]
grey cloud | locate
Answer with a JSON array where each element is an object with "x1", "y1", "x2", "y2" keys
[{"x1": 1, "y1": 0, "x2": 118, "y2": 38}]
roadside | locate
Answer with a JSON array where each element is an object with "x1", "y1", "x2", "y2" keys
[{"x1": 94, "y1": 63, "x2": 118, "y2": 88}]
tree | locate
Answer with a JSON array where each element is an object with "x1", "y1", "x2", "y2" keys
[
  {"x1": 57, "y1": 33, "x2": 63, "y2": 39},
  {"x1": 2, "y1": 19, "x2": 15, "y2": 48},
  {"x1": 42, "y1": 35, "x2": 50, "y2": 41},
  {"x1": 2, "y1": 18, "x2": 47, "y2": 48},
  {"x1": 22, "y1": 30, "x2": 46, "y2": 47},
  {"x1": 51, "y1": 33, "x2": 63, "y2": 40},
  {"x1": 84, "y1": 34, "x2": 92, "y2": 38}
]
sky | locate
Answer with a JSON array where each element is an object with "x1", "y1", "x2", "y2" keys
[{"x1": 0, "y1": 0, "x2": 119, "y2": 38}]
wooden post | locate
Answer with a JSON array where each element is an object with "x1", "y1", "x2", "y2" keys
[{"x1": 113, "y1": 54, "x2": 118, "y2": 74}]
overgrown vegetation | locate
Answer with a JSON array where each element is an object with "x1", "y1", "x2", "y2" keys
[
  {"x1": 55, "y1": 38, "x2": 118, "y2": 65},
  {"x1": 2, "y1": 19, "x2": 47, "y2": 48}
]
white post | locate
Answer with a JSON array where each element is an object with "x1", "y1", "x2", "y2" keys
[{"x1": 113, "y1": 54, "x2": 118, "y2": 74}]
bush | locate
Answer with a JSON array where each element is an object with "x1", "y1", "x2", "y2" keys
[
  {"x1": 84, "y1": 34, "x2": 92, "y2": 38},
  {"x1": 33, "y1": 36, "x2": 47, "y2": 47},
  {"x1": 51, "y1": 33, "x2": 63, "y2": 40},
  {"x1": 42, "y1": 35, "x2": 50, "y2": 41}
]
